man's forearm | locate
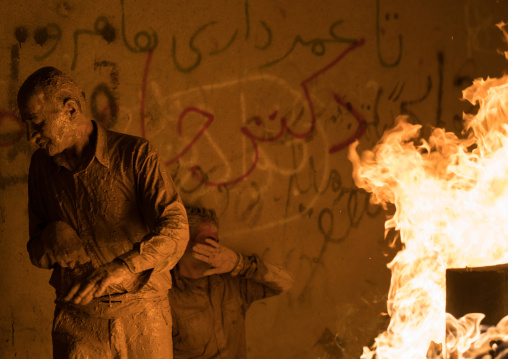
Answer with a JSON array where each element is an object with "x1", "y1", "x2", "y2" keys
[
  {"x1": 232, "y1": 254, "x2": 295, "y2": 294},
  {"x1": 118, "y1": 226, "x2": 189, "y2": 273}
]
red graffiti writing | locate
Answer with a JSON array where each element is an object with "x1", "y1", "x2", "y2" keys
[
  {"x1": 165, "y1": 107, "x2": 214, "y2": 167},
  {"x1": 166, "y1": 39, "x2": 367, "y2": 187},
  {"x1": 329, "y1": 93, "x2": 367, "y2": 154}
]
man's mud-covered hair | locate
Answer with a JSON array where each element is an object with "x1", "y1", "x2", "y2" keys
[
  {"x1": 184, "y1": 206, "x2": 219, "y2": 230},
  {"x1": 17, "y1": 66, "x2": 86, "y2": 116}
]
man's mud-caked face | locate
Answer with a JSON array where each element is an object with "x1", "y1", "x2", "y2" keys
[
  {"x1": 191, "y1": 222, "x2": 219, "y2": 246},
  {"x1": 21, "y1": 91, "x2": 77, "y2": 156},
  {"x1": 185, "y1": 221, "x2": 219, "y2": 256}
]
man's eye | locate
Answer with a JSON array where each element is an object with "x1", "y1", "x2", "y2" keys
[
  {"x1": 32, "y1": 118, "x2": 45, "y2": 126},
  {"x1": 32, "y1": 121, "x2": 45, "y2": 130}
]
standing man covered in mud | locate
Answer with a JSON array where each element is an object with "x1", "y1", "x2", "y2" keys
[{"x1": 17, "y1": 66, "x2": 189, "y2": 359}]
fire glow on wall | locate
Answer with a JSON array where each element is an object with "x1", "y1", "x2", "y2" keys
[{"x1": 349, "y1": 23, "x2": 508, "y2": 359}]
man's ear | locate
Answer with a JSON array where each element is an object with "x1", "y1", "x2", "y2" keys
[{"x1": 63, "y1": 98, "x2": 79, "y2": 118}]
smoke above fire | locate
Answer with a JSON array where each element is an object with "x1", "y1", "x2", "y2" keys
[{"x1": 348, "y1": 22, "x2": 508, "y2": 359}]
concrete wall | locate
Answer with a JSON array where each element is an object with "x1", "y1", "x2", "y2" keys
[{"x1": 1, "y1": 0, "x2": 507, "y2": 358}]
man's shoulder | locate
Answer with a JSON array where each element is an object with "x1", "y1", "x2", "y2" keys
[
  {"x1": 105, "y1": 128, "x2": 149, "y2": 145},
  {"x1": 104, "y1": 128, "x2": 154, "y2": 155}
]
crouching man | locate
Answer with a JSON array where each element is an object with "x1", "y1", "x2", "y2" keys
[{"x1": 168, "y1": 206, "x2": 295, "y2": 359}]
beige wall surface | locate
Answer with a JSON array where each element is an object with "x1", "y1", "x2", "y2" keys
[{"x1": 1, "y1": 0, "x2": 508, "y2": 358}]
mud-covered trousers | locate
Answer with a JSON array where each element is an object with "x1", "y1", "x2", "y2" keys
[{"x1": 52, "y1": 299, "x2": 172, "y2": 359}]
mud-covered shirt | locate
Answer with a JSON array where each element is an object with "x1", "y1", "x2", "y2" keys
[
  {"x1": 27, "y1": 121, "x2": 189, "y2": 298},
  {"x1": 168, "y1": 254, "x2": 294, "y2": 359}
]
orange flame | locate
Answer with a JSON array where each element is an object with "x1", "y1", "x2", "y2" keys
[{"x1": 349, "y1": 23, "x2": 508, "y2": 359}]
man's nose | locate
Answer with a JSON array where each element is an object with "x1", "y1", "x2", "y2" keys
[{"x1": 25, "y1": 122, "x2": 39, "y2": 142}]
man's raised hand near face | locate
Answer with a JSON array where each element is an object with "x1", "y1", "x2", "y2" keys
[{"x1": 192, "y1": 238, "x2": 240, "y2": 276}]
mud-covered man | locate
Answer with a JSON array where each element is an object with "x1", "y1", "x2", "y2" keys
[
  {"x1": 17, "y1": 66, "x2": 189, "y2": 359},
  {"x1": 169, "y1": 206, "x2": 294, "y2": 359}
]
